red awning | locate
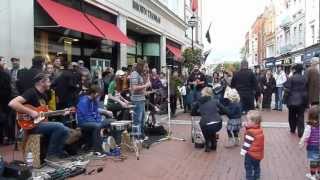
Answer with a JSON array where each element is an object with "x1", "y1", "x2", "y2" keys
[
  {"x1": 166, "y1": 44, "x2": 182, "y2": 60},
  {"x1": 37, "y1": 0, "x2": 104, "y2": 38},
  {"x1": 86, "y1": 15, "x2": 133, "y2": 45}
]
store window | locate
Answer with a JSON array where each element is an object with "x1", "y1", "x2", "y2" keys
[{"x1": 34, "y1": 0, "x2": 119, "y2": 70}]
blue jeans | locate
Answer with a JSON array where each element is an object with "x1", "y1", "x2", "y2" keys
[
  {"x1": 245, "y1": 154, "x2": 261, "y2": 180},
  {"x1": 132, "y1": 101, "x2": 145, "y2": 139},
  {"x1": 79, "y1": 120, "x2": 110, "y2": 151},
  {"x1": 275, "y1": 87, "x2": 283, "y2": 110},
  {"x1": 31, "y1": 122, "x2": 69, "y2": 157}
]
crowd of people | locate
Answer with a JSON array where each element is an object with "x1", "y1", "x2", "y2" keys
[
  {"x1": 187, "y1": 58, "x2": 319, "y2": 180},
  {"x1": 0, "y1": 54, "x2": 319, "y2": 179}
]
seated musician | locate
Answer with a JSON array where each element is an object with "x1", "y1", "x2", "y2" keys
[
  {"x1": 76, "y1": 84, "x2": 113, "y2": 152},
  {"x1": 106, "y1": 70, "x2": 130, "y2": 120},
  {"x1": 8, "y1": 73, "x2": 70, "y2": 162}
]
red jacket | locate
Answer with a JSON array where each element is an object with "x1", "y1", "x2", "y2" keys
[{"x1": 240, "y1": 124, "x2": 264, "y2": 160}]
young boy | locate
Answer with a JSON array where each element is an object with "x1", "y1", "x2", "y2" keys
[{"x1": 240, "y1": 110, "x2": 264, "y2": 180}]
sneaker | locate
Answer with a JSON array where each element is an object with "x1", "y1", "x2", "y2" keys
[
  {"x1": 234, "y1": 138, "x2": 240, "y2": 146},
  {"x1": 306, "y1": 173, "x2": 317, "y2": 180},
  {"x1": 143, "y1": 136, "x2": 149, "y2": 141},
  {"x1": 224, "y1": 139, "x2": 235, "y2": 148}
]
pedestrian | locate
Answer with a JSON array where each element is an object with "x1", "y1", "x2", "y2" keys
[
  {"x1": 254, "y1": 66, "x2": 263, "y2": 109},
  {"x1": 9, "y1": 57, "x2": 20, "y2": 96},
  {"x1": 52, "y1": 56, "x2": 62, "y2": 80},
  {"x1": 299, "y1": 106, "x2": 320, "y2": 180},
  {"x1": 306, "y1": 57, "x2": 320, "y2": 106},
  {"x1": 241, "y1": 110, "x2": 264, "y2": 180},
  {"x1": 0, "y1": 56, "x2": 13, "y2": 145},
  {"x1": 16, "y1": 56, "x2": 45, "y2": 94},
  {"x1": 45, "y1": 63, "x2": 57, "y2": 111},
  {"x1": 231, "y1": 60, "x2": 257, "y2": 114},
  {"x1": 169, "y1": 71, "x2": 179, "y2": 117},
  {"x1": 273, "y1": 65, "x2": 287, "y2": 111},
  {"x1": 193, "y1": 87, "x2": 226, "y2": 152},
  {"x1": 78, "y1": 60, "x2": 92, "y2": 82},
  {"x1": 224, "y1": 88, "x2": 242, "y2": 148},
  {"x1": 51, "y1": 56, "x2": 79, "y2": 110},
  {"x1": 188, "y1": 65, "x2": 206, "y2": 103},
  {"x1": 284, "y1": 64, "x2": 308, "y2": 137},
  {"x1": 261, "y1": 69, "x2": 276, "y2": 110}
]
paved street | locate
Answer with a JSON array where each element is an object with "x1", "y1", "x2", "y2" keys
[
  {"x1": 1, "y1": 109, "x2": 308, "y2": 180},
  {"x1": 0, "y1": 110, "x2": 308, "y2": 180},
  {"x1": 73, "y1": 110, "x2": 307, "y2": 180}
]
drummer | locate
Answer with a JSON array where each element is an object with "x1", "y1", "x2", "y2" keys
[{"x1": 76, "y1": 84, "x2": 114, "y2": 152}]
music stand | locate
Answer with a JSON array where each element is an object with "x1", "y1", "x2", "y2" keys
[{"x1": 157, "y1": 65, "x2": 185, "y2": 143}]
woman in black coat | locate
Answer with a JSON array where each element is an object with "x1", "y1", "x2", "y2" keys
[
  {"x1": 283, "y1": 64, "x2": 308, "y2": 137},
  {"x1": 195, "y1": 87, "x2": 226, "y2": 152},
  {"x1": 261, "y1": 70, "x2": 276, "y2": 110}
]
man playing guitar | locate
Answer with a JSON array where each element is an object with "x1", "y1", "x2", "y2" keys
[{"x1": 9, "y1": 73, "x2": 70, "y2": 162}]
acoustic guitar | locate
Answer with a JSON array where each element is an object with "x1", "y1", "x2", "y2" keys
[{"x1": 17, "y1": 104, "x2": 75, "y2": 130}]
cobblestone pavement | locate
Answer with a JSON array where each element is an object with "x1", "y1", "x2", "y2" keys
[{"x1": 0, "y1": 110, "x2": 309, "y2": 180}]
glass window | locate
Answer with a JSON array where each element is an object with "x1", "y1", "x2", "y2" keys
[{"x1": 143, "y1": 43, "x2": 160, "y2": 56}]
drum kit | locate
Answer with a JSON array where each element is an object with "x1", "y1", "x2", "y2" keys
[{"x1": 107, "y1": 105, "x2": 142, "y2": 160}]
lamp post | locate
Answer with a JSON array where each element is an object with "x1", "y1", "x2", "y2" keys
[{"x1": 188, "y1": 15, "x2": 198, "y2": 52}]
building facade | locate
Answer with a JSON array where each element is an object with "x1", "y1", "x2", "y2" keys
[
  {"x1": 246, "y1": 0, "x2": 319, "y2": 72},
  {"x1": 0, "y1": 0, "x2": 203, "y2": 70},
  {"x1": 250, "y1": 15, "x2": 265, "y2": 67}
]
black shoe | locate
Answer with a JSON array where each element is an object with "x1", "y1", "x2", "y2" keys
[
  {"x1": 205, "y1": 141, "x2": 212, "y2": 152},
  {"x1": 272, "y1": 108, "x2": 278, "y2": 110},
  {"x1": 205, "y1": 147, "x2": 211, "y2": 152}
]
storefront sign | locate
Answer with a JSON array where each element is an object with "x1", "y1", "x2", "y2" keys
[
  {"x1": 275, "y1": 60, "x2": 282, "y2": 65},
  {"x1": 132, "y1": 1, "x2": 161, "y2": 23}
]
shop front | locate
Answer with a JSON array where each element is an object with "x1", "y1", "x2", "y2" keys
[
  {"x1": 303, "y1": 44, "x2": 320, "y2": 65},
  {"x1": 34, "y1": 0, "x2": 131, "y2": 71},
  {"x1": 263, "y1": 57, "x2": 276, "y2": 70},
  {"x1": 166, "y1": 39, "x2": 182, "y2": 72}
]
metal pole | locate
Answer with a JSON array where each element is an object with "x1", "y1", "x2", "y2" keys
[{"x1": 191, "y1": 26, "x2": 194, "y2": 51}]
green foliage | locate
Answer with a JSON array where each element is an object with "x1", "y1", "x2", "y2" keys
[
  {"x1": 182, "y1": 48, "x2": 203, "y2": 71},
  {"x1": 214, "y1": 61, "x2": 240, "y2": 73}
]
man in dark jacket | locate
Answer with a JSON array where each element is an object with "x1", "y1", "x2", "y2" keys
[
  {"x1": 0, "y1": 56, "x2": 13, "y2": 144},
  {"x1": 231, "y1": 60, "x2": 257, "y2": 114},
  {"x1": 284, "y1": 64, "x2": 308, "y2": 137},
  {"x1": 52, "y1": 58, "x2": 79, "y2": 110},
  {"x1": 188, "y1": 65, "x2": 206, "y2": 103},
  {"x1": 306, "y1": 57, "x2": 319, "y2": 106},
  {"x1": 16, "y1": 56, "x2": 45, "y2": 94}
]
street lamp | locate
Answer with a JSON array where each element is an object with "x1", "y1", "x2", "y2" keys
[{"x1": 188, "y1": 15, "x2": 198, "y2": 51}]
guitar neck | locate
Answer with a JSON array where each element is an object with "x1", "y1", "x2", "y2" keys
[{"x1": 43, "y1": 110, "x2": 67, "y2": 117}]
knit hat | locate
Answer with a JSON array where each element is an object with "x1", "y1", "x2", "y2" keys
[{"x1": 225, "y1": 88, "x2": 240, "y2": 102}]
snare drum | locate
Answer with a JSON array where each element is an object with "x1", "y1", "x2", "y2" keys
[{"x1": 110, "y1": 121, "x2": 131, "y2": 131}]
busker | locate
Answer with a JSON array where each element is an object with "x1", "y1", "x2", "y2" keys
[
  {"x1": 9, "y1": 73, "x2": 70, "y2": 162},
  {"x1": 77, "y1": 84, "x2": 113, "y2": 152}
]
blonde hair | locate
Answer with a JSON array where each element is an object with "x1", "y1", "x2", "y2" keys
[
  {"x1": 247, "y1": 110, "x2": 262, "y2": 124},
  {"x1": 201, "y1": 87, "x2": 213, "y2": 97}
]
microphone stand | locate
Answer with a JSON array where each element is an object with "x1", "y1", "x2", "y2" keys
[{"x1": 157, "y1": 65, "x2": 185, "y2": 143}]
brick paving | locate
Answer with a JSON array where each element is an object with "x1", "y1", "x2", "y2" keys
[{"x1": 0, "y1": 111, "x2": 309, "y2": 180}]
